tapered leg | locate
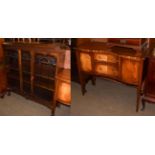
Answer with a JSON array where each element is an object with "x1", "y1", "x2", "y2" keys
[
  {"x1": 136, "y1": 59, "x2": 144, "y2": 112},
  {"x1": 82, "y1": 85, "x2": 87, "y2": 95},
  {"x1": 57, "y1": 102, "x2": 61, "y2": 107},
  {"x1": 51, "y1": 109, "x2": 55, "y2": 116},
  {"x1": 7, "y1": 88, "x2": 11, "y2": 96},
  {"x1": 79, "y1": 74, "x2": 87, "y2": 95},
  {"x1": 0, "y1": 93, "x2": 4, "y2": 98},
  {"x1": 51, "y1": 101, "x2": 56, "y2": 116}
]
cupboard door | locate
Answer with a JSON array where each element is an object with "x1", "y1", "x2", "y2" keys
[
  {"x1": 22, "y1": 51, "x2": 31, "y2": 94},
  {"x1": 34, "y1": 54, "x2": 56, "y2": 101},
  {"x1": 79, "y1": 52, "x2": 92, "y2": 72},
  {"x1": 56, "y1": 69, "x2": 71, "y2": 105},
  {"x1": 56, "y1": 81, "x2": 71, "y2": 105},
  {"x1": 5, "y1": 49, "x2": 20, "y2": 91},
  {"x1": 121, "y1": 57, "x2": 140, "y2": 85}
]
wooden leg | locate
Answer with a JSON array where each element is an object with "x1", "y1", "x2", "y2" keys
[
  {"x1": 57, "y1": 102, "x2": 61, "y2": 107},
  {"x1": 7, "y1": 89, "x2": 11, "y2": 96},
  {"x1": 79, "y1": 74, "x2": 87, "y2": 95},
  {"x1": 141, "y1": 99, "x2": 146, "y2": 111},
  {"x1": 0, "y1": 93, "x2": 4, "y2": 99},
  {"x1": 51, "y1": 101, "x2": 56, "y2": 116},
  {"x1": 51, "y1": 106, "x2": 56, "y2": 116},
  {"x1": 0, "y1": 88, "x2": 11, "y2": 99},
  {"x1": 136, "y1": 59, "x2": 144, "y2": 112},
  {"x1": 51, "y1": 109, "x2": 55, "y2": 116},
  {"x1": 136, "y1": 88, "x2": 141, "y2": 112},
  {"x1": 82, "y1": 84, "x2": 87, "y2": 96}
]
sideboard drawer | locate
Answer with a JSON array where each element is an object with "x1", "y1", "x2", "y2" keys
[
  {"x1": 94, "y1": 53, "x2": 118, "y2": 64},
  {"x1": 95, "y1": 63, "x2": 119, "y2": 78}
]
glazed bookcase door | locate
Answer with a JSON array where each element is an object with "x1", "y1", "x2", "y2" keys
[
  {"x1": 21, "y1": 51, "x2": 31, "y2": 94},
  {"x1": 0, "y1": 39, "x2": 7, "y2": 96},
  {"x1": 33, "y1": 53, "x2": 57, "y2": 101},
  {"x1": 5, "y1": 49, "x2": 20, "y2": 91}
]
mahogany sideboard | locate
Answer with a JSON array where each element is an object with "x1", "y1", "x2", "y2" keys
[
  {"x1": 1, "y1": 41, "x2": 71, "y2": 115},
  {"x1": 75, "y1": 40, "x2": 148, "y2": 112}
]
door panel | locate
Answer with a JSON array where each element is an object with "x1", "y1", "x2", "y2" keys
[
  {"x1": 80, "y1": 53, "x2": 92, "y2": 72},
  {"x1": 121, "y1": 57, "x2": 140, "y2": 85},
  {"x1": 57, "y1": 81, "x2": 71, "y2": 105}
]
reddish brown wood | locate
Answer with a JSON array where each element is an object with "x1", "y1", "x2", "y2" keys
[
  {"x1": 148, "y1": 38, "x2": 155, "y2": 51},
  {"x1": 140, "y1": 53, "x2": 155, "y2": 110},
  {"x1": 56, "y1": 69, "x2": 71, "y2": 104},
  {"x1": 3, "y1": 42, "x2": 69, "y2": 114},
  {"x1": 0, "y1": 39, "x2": 8, "y2": 98},
  {"x1": 52, "y1": 69, "x2": 71, "y2": 115}
]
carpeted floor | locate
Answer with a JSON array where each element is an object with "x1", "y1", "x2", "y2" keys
[
  {"x1": 0, "y1": 93, "x2": 70, "y2": 116},
  {"x1": 1, "y1": 78, "x2": 155, "y2": 116},
  {"x1": 71, "y1": 78, "x2": 155, "y2": 115}
]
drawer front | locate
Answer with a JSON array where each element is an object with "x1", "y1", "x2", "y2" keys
[
  {"x1": 57, "y1": 81, "x2": 71, "y2": 105},
  {"x1": 94, "y1": 53, "x2": 118, "y2": 63},
  {"x1": 80, "y1": 53, "x2": 92, "y2": 72},
  {"x1": 95, "y1": 63, "x2": 119, "y2": 78}
]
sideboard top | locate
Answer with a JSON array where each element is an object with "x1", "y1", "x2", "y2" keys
[{"x1": 76, "y1": 42, "x2": 148, "y2": 59}]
